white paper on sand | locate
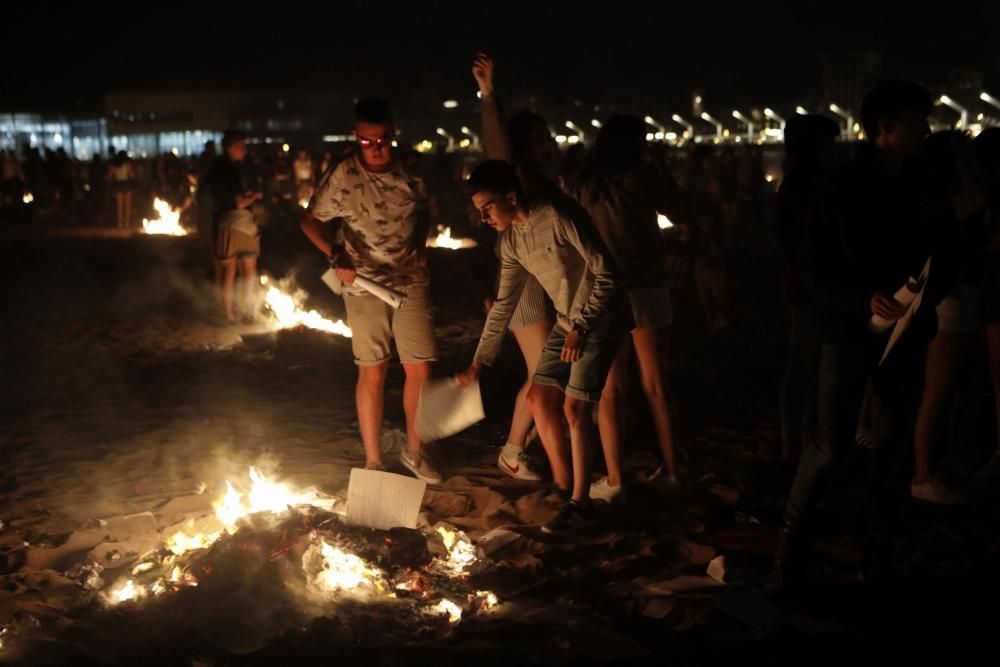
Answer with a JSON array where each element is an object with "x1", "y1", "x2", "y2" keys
[
  {"x1": 345, "y1": 469, "x2": 426, "y2": 530},
  {"x1": 416, "y1": 378, "x2": 485, "y2": 442},
  {"x1": 321, "y1": 268, "x2": 406, "y2": 309},
  {"x1": 477, "y1": 528, "x2": 521, "y2": 557},
  {"x1": 879, "y1": 257, "x2": 931, "y2": 366}
]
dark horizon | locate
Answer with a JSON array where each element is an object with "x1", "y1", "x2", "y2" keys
[{"x1": 5, "y1": 1, "x2": 999, "y2": 113}]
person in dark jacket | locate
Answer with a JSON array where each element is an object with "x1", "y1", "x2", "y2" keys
[{"x1": 771, "y1": 81, "x2": 959, "y2": 592}]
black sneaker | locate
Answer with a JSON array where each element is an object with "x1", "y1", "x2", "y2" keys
[{"x1": 541, "y1": 501, "x2": 595, "y2": 534}]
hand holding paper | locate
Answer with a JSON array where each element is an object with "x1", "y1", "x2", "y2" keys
[
  {"x1": 454, "y1": 363, "x2": 481, "y2": 388},
  {"x1": 417, "y1": 377, "x2": 485, "y2": 442},
  {"x1": 322, "y1": 268, "x2": 406, "y2": 309}
]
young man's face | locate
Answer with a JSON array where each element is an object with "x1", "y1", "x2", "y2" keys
[
  {"x1": 227, "y1": 140, "x2": 248, "y2": 162},
  {"x1": 471, "y1": 190, "x2": 519, "y2": 232},
  {"x1": 880, "y1": 109, "x2": 930, "y2": 158},
  {"x1": 355, "y1": 121, "x2": 394, "y2": 170}
]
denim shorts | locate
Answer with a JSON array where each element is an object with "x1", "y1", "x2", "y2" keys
[{"x1": 532, "y1": 324, "x2": 623, "y2": 402}]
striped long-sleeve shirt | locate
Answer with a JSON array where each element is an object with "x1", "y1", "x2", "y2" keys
[{"x1": 473, "y1": 199, "x2": 618, "y2": 366}]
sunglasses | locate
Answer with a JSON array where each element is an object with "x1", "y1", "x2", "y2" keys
[{"x1": 356, "y1": 133, "x2": 394, "y2": 150}]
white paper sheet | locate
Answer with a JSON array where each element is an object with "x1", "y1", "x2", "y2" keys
[
  {"x1": 416, "y1": 378, "x2": 485, "y2": 442},
  {"x1": 321, "y1": 268, "x2": 406, "y2": 309},
  {"x1": 345, "y1": 469, "x2": 426, "y2": 530},
  {"x1": 879, "y1": 257, "x2": 932, "y2": 366}
]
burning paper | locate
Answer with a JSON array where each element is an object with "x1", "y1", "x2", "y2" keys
[
  {"x1": 166, "y1": 521, "x2": 221, "y2": 556},
  {"x1": 103, "y1": 578, "x2": 145, "y2": 605},
  {"x1": 153, "y1": 466, "x2": 335, "y2": 567},
  {"x1": 142, "y1": 197, "x2": 187, "y2": 236},
  {"x1": 431, "y1": 599, "x2": 463, "y2": 623},
  {"x1": 131, "y1": 562, "x2": 155, "y2": 576},
  {"x1": 213, "y1": 466, "x2": 332, "y2": 534},
  {"x1": 427, "y1": 225, "x2": 477, "y2": 249},
  {"x1": 260, "y1": 275, "x2": 352, "y2": 337},
  {"x1": 474, "y1": 591, "x2": 500, "y2": 610},
  {"x1": 304, "y1": 539, "x2": 387, "y2": 595},
  {"x1": 436, "y1": 526, "x2": 477, "y2": 573}
]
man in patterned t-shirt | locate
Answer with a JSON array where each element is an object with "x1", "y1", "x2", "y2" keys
[{"x1": 301, "y1": 97, "x2": 441, "y2": 484}]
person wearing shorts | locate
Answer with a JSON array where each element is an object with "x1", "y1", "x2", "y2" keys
[
  {"x1": 457, "y1": 161, "x2": 623, "y2": 534},
  {"x1": 301, "y1": 97, "x2": 441, "y2": 484},
  {"x1": 203, "y1": 130, "x2": 262, "y2": 323}
]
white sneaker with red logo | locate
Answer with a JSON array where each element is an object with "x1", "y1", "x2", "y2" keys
[{"x1": 497, "y1": 444, "x2": 543, "y2": 481}]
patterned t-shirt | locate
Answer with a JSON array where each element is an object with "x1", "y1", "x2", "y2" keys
[{"x1": 309, "y1": 154, "x2": 430, "y2": 295}]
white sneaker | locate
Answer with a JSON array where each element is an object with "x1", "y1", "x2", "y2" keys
[
  {"x1": 911, "y1": 479, "x2": 965, "y2": 505},
  {"x1": 400, "y1": 448, "x2": 443, "y2": 485},
  {"x1": 497, "y1": 444, "x2": 542, "y2": 481},
  {"x1": 589, "y1": 477, "x2": 626, "y2": 504}
]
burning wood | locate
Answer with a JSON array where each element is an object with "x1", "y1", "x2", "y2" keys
[
  {"x1": 427, "y1": 225, "x2": 477, "y2": 249},
  {"x1": 260, "y1": 275, "x2": 352, "y2": 337},
  {"x1": 141, "y1": 197, "x2": 188, "y2": 236}
]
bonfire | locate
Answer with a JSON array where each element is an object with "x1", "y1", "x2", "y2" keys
[
  {"x1": 259, "y1": 275, "x2": 352, "y2": 337},
  {"x1": 427, "y1": 225, "x2": 477, "y2": 249},
  {"x1": 141, "y1": 198, "x2": 187, "y2": 236}
]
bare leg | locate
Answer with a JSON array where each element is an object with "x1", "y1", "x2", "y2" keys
[
  {"x1": 564, "y1": 396, "x2": 597, "y2": 502},
  {"x1": 402, "y1": 361, "x2": 431, "y2": 455},
  {"x1": 508, "y1": 321, "x2": 552, "y2": 448},
  {"x1": 527, "y1": 383, "x2": 572, "y2": 491},
  {"x1": 220, "y1": 257, "x2": 238, "y2": 322},
  {"x1": 357, "y1": 363, "x2": 389, "y2": 466},
  {"x1": 212, "y1": 258, "x2": 224, "y2": 312},
  {"x1": 632, "y1": 325, "x2": 679, "y2": 477},
  {"x1": 239, "y1": 255, "x2": 258, "y2": 318},
  {"x1": 597, "y1": 336, "x2": 632, "y2": 486}
]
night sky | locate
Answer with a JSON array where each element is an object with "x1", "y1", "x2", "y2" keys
[{"x1": 5, "y1": 1, "x2": 998, "y2": 112}]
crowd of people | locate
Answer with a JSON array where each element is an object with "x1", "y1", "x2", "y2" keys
[
  {"x1": 5, "y1": 53, "x2": 999, "y2": 591},
  {"x1": 292, "y1": 54, "x2": 1000, "y2": 593}
]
